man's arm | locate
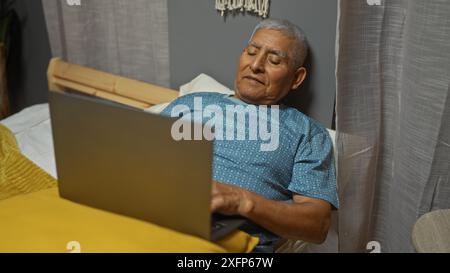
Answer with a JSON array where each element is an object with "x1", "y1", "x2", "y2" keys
[{"x1": 211, "y1": 181, "x2": 331, "y2": 244}]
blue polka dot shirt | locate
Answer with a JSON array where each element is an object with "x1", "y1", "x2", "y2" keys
[{"x1": 161, "y1": 92, "x2": 339, "y2": 209}]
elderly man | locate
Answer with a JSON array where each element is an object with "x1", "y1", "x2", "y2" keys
[{"x1": 161, "y1": 19, "x2": 338, "y2": 252}]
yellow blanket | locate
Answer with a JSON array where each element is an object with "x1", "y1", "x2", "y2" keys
[{"x1": 0, "y1": 124, "x2": 258, "y2": 253}]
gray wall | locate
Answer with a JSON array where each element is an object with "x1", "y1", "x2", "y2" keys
[
  {"x1": 168, "y1": 0, "x2": 337, "y2": 128},
  {"x1": 8, "y1": 0, "x2": 51, "y2": 114}
]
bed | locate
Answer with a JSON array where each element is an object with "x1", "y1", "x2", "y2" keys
[{"x1": 0, "y1": 58, "x2": 335, "y2": 253}]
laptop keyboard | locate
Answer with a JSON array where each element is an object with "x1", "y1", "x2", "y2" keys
[{"x1": 211, "y1": 221, "x2": 225, "y2": 232}]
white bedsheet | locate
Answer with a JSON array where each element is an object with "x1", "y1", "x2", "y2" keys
[{"x1": 1, "y1": 103, "x2": 57, "y2": 178}]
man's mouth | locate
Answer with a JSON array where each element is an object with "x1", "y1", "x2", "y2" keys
[{"x1": 243, "y1": 75, "x2": 265, "y2": 85}]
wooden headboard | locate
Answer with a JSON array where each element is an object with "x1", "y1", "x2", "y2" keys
[{"x1": 47, "y1": 58, "x2": 179, "y2": 109}]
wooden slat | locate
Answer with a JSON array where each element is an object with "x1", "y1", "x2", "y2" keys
[
  {"x1": 115, "y1": 76, "x2": 178, "y2": 105},
  {"x1": 47, "y1": 58, "x2": 61, "y2": 92},
  {"x1": 95, "y1": 90, "x2": 150, "y2": 109},
  {"x1": 53, "y1": 78, "x2": 97, "y2": 95},
  {"x1": 52, "y1": 60, "x2": 116, "y2": 93},
  {"x1": 53, "y1": 78, "x2": 151, "y2": 109},
  {"x1": 47, "y1": 58, "x2": 179, "y2": 106}
]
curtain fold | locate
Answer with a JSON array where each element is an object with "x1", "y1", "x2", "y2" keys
[
  {"x1": 41, "y1": 0, "x2": 170, "y2": 87},
  {"x1": 336, "y1": 0, "x2": 450, "y2": 252}
]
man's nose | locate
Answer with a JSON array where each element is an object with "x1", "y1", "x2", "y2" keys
[{"x1": 250, "y1": 53, "x2": 265, "y2": 73}]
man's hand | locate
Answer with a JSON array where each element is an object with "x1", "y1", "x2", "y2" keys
[
  {"x1": 211, "y1": 181, "x2": 254, "y2": 216},
  {"x1": 211, "y1": 181, "x2": 332, "y2": 243}
]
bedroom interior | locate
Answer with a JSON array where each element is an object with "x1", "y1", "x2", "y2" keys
[{"x1": 1, "y1": 0, "x2": 449, "y2": 254}]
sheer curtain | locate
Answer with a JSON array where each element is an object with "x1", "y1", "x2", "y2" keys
[
  {"x1": 41, "y1": 0, "x2": 170, "y2": 87},
  {"x1": 336, "y1": 0, "x2": 450, "y2": 252}
]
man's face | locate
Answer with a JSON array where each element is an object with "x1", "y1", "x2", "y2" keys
[{"x1": 234, "y1": 28, "x2": 306, "y2": 105}]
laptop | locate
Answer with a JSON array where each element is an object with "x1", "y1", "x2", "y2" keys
[{"x1": 48, "y1": 89, "x2": 246, "y2": 241}]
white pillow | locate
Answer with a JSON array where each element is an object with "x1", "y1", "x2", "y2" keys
[
  {"x1": 144, "y1": 73, "x2": 235, "y2": 114},
  {"x1": 179, "y1": 73, "x2": 235, "y2": 96}
]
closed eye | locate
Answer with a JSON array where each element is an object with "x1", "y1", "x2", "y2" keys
[
  {"x1": 269, "y1": 58, "x2": 281, "y2": 65},
  {"x1": 246, "y1": 46, "x2": 258, "y2": 56},
  {"x1": 268, "y1": 56, "x2": 282, "y2": 65}
]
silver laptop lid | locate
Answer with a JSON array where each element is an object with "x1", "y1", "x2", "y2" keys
[{"x1": 49, "y1": 90, "x2": 213, "y2": 240}]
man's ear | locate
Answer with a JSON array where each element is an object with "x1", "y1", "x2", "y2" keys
[{"x1": 291, "y1": 67, "x2": 307, "y2": 90}]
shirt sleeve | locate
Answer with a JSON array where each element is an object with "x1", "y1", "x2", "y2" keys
[{"x1": 288, "y1": 130, "x2": 339, "y2": 209}]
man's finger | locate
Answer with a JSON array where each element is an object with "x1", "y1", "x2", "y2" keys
[
  {"x1": 211, "y1": 184, "x2": 218, "y2": 195},
  {"x1": 211, "y1": 181, "x2": 220, "y2": 195},
  {"x1": 211, "y1": 194, "x2": 227, "y2": 212}
]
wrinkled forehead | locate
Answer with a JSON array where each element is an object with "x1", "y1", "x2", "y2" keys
[{"x1": 249, "y1": 29, "x2": 295, "y2": 57}]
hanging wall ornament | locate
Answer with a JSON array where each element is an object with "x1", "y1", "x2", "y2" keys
[{"x1": 215, "y1": 0, "x2": 270, "y2": 18}]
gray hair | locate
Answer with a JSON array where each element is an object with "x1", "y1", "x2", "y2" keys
[{"x1": 250, "y1": 18, "x2": 308, "y2": 69}]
